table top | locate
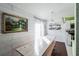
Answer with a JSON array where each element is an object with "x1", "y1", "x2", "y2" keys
[{"x1": 16, "y1": 36, "x2": 55, "y2": 56}]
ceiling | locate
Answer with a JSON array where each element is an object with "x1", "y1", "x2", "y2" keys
[{"x1": 11, "y1": 3, "x2": 74, "y2": 20}]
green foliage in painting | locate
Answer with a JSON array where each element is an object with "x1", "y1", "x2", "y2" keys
[{"x1": 3, "y1": 13, "x2": 28, "y2": 33}]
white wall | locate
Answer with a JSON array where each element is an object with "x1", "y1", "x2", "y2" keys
[{"x1": 0, "y1": 4, "x2": 36, "y2": 55}]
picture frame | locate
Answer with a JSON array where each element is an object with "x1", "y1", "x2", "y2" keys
[{"x1": 1, "y1": 12, "x2": 28, "y2": 33}]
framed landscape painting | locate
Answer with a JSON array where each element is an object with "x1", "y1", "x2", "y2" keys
[{"x1": 1, "y1": 13, "x2": 28, "y2": 33}]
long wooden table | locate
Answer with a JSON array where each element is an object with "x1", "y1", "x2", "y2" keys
[{"x1": 42, "y1": 41, "x2": 56, "y2": 56}]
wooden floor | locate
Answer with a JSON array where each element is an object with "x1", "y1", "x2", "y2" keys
[
  {"x1": 43, "y1": 41, "x2": 68, "y2": 56},
  {"x1": 51, "y1": 41, "x2": 67, "y2": 56}
]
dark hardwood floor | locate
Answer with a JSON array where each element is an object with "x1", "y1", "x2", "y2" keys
[
  {"x1": 43, "y1": 41, "x2": 68, "y2": 56},
  {"x1": 51, "y1": 41, "x2": 67, "y2": 56}
]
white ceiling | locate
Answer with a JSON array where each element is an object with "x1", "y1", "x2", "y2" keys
[{"x1": 11, "y1": 3, "x2": 74, "y2": 20}]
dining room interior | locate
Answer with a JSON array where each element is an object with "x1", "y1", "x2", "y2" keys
[{"x1": 0, "y1": 3, "x2": 76, "y2": 56}]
